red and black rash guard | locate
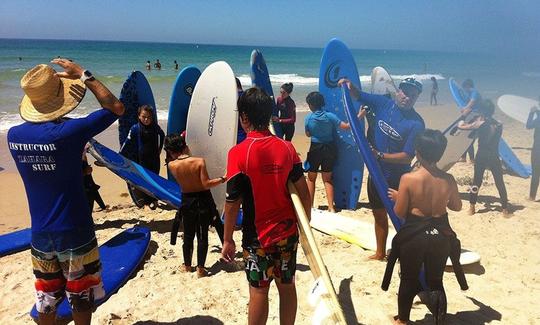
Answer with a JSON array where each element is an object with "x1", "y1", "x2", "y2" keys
[{"x1": 226, "y1": 130, "x2": 303, "y2": 248}]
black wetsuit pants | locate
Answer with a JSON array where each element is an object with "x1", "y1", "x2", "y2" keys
[
  {"x1": 398, "y1": 229, "x2": 450, "y2": 321},
  {"x1": 180, "y1": 191, "x2": 218, "y2": 267},
  {"x1": 530, "y1": 151, "x2": 540, "y2": 199},
  {"x1": 470, "y1": 156, "x2": 508, "y2": 209},
  {"x1": 280, "y1": 124, "x2": 295, "y2": 141},
  {"x1": 84, "y1": 175, "x2": 106, "y2": 211}
]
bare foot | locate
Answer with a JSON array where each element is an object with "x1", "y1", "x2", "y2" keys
[
  {"x1": 368, "y1": 253, "x2": 386, "y2": 261},
  {"x1": 182, "y1": 265, "x2": 193, "y2": 273},
  {"x1": 527, "y1": 196, "x2": 535, "y2": 202},
  {"x1": 468, "y1": 204, "x2": 476, "y2": 216},
  {"x1": 502, "y1": 209, "x2": 513, "y2": 218},
  {"x1": 196, "y1": 266, "x2": 208, "y2": 278}
]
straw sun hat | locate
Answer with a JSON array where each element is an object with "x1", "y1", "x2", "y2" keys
[{"x1": 19, "y1": 64, "x2": 86, "y2": 122}]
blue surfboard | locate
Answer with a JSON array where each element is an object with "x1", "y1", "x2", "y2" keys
[
  {"x1": 341, "y1": 85, "x2": 402, "y2": 229},
  {"x1": 0, "y1": 228, "x2": 31, "y2": 257},
  {"x1": 167, "y1": 66, "x2": 201, "y2": 180},
  {"x1": 319, "y1": 38, "x2": 364, "y2": 210},
  {"x1": 250, "y1": 50, "x2": 283, "y2": 138},
  {"x1": 30, "y1": 226, "x2": 150, "y2": 321},
  {"x1": 119, "y1": 71, "x2": 157, "y2": 154},
  {"x1": 449, "y1": 78, "x2": 530, "y2": 178},
  {"x1": 89, "y1": 139, "x2": 181, "y2": 209}
]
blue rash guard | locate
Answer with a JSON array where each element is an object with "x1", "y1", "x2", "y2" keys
[
  {"x1": 304, "y1": 110, "x2": 342, "y2": 144},
  {"x1": 464, "y1": 88, "x2": 482, "y2": 111},
  {"x1": 360, "y1": 92, "x2": 425, "y2": 180},
  {"x1": 8, "y1": 109, "x2": 118, "y2": 233}
]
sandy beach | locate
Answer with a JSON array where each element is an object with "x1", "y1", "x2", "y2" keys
[{"x1": 1, "y1": 102, "x2": 540, "y2": 324}]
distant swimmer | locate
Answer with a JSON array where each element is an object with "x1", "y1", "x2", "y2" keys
[
  {"x1": 274, "y1": 82, "x2": 296, "y2": 141},
  {"x1": 384, "y1": 129, "x2": 464, "y2": 325},
  {"x1": 430, "y1": 76, "x2": 438, "y2": 106},
  {"x1": 304, "y1": 91, "x2": 358, "y2": 212},
  {"x1": 7, "y1": 59, "x2": 125, "y2": 323},
  {"x1": 458, "y1": 99, "x2": 510, "y2": 216},
  {"x1": 154, "y1": 59, "x2": 161, "y2": 70},
  {"x1": 174, "y1": 60, "x2": 179, "y2": 70},
  {"x1": 339, "y1": 77, "x2": 425, "y2": 261},
  {"x1": 165, "y1": 133, "x2": 226, "y2": 278},
  {"x1": 526, "y1": 96, "x2": 540, "y2": 201},
  {"x1": 146, "y1": 60, "x2": 151, "y2": 70},
  {"x1": 222, "y1": 87, "x2": 311, "y2": 325}
]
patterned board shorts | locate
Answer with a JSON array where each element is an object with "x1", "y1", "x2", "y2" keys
[
  {"x1": 243, "y1": 234, "x2": 299, "y2": 288},
  {"x1": 31, "y1": 229, "x2": 105, "y2": 314}
]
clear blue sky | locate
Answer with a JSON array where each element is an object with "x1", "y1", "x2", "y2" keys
[{"x1": 1, "y1": 0, "x2": 538, "y2": 54}]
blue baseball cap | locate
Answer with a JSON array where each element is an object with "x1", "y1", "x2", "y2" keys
[{"x1": 399, "y1": 77, "x2": 423, "y2": 94}]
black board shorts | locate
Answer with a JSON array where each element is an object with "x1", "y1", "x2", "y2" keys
[
  {"x1": 367, "y1": 175, "x2": 401, "y2": 210},
  {"x1": 306, "y1": 142, "x2": 337, "y2": 173}
]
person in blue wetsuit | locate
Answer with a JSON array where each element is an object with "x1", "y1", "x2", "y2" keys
[
  {"x1": 304, "y1": 91, "x2": 353, "y2": 212},
  {"x1": 527, "y1": 97, "x2": 540, "y2": 201},
  {"x1": 459, "y1": 79, "x2": 482, "y2": 162},
  {"x1": 339, "y1": 77, "x2": 425, "y2": 260},
  {"x1": 8, "y1": 60, "x2": 124, "y2": 324}
]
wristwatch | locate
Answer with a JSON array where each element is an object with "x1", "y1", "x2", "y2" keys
[
  {"x1": 376, "y1": 151, "x2": 385, "y2": 161},
  {"x1": 80, "y1": 70, "x2": 95, "y2": 83}
]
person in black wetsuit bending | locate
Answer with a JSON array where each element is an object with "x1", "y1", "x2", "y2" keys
[
  {"x1": 386, "y1": 129, "x2": 462, "y2": 325},
  {"x1": 458, "y1": 99, "x2": 510, "y2": 216},
  {"x1": 526, "y1": 97, "x2": 540, "y2": 201}
]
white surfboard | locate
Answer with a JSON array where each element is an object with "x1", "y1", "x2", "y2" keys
[
  {"x1": 310, "y1": 209, "x2": 480, "y2": 266},
  {"x1": 371, "y1": 66, "x2": 397, "y2": 97},
  {"x1": 186, "y1": 61, "x2": 238, "y2": 214},
  {"x1": 497, "y1": 94, "x2": 538, "y2": 124}
]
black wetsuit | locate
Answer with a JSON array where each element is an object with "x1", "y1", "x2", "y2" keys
[
  {"x1": 382, "y1": 214, "x2": 468, "y2": 324},
  {"x1": 179, "y1": 190, "x2": 219, "y2": 267},
  {"x1": 526, "y1": 110, "x2": 540, "y2": 199},
  {"x1": 82, "y1": 160, "x2": 106, "y2": 211},
  {"x1": 470, "y1": 118, "x2": 508, "y2": 209}
]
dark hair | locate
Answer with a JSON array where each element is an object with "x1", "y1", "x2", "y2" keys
[
  {"x1": 138, "y1": 104, "x2": 154, "y2": 116},
  {"x1": 164, "y1": 133, "x2": 187, "y2": 154},
  {"x1": 281, "y1": 82, "x2": 293, "y2": 94},
  {"x1": 237, "y1": 87, "x2": 273, "y2": 130},
  {"x1": 414, "y1": 129, "x2": 447, "y2": 163},
  {"x1": 479, "y1": 99, "x2": 495, "y2": 117},
  {"x1": 235, "y1": 77, "x2": 242, "y2": 90},
  {"x1": 462, "y1": 79, "x2": 474, "y2": 88},
  {"x1": 306, "y1": 92, "x2": 325, "y2": 111}
]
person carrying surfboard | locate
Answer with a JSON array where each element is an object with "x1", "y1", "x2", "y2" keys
[
  {"x1": 526, "y1": 97, "x2": 540, "y2": 201},
  {"x1": 304, "y1": 91, "x2": 354, "y2": 212},
  {"x1": 164, "y1": 133, "x2": 226, "y2": 278},
  {"x1": 222, "y1": 87, "x2": 311, "y2": 325},
  {"x1": 458, "y1": 100, "x2": 511, "y2": 216},
  {"x1": 339, "y1": 77, "x2": 425, "y2": 261},
  {"x1": 459, "y1": 79, "x2": 482, "y2": 163},
  {"x1": 7, "y1": 59, "x2": 125, "y2": 324},
  {"x1": 384, "y1": 129, "x2": 463, "y2": 325}
]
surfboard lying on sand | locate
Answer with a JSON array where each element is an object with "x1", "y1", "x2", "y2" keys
[
  {"x1": 88, "y1": 139, "x2": 181, "y2": 209},
  {"x1": 250, "y1": 50, "x2": 283, "y2": 138},
  {"x1": 288, "y1": 183, "x2": 347, "y2": 324},
  {"x1": 310, "y1": 209, "x2": 480, "y2": 266},
  {"x1": 0, "y1": 228, "x2": 31, "y2": 257},
  {"x1": 497, "y1": 94, "x2": 537, "y2": 124},
  {"x1": 319, "y1": 38, "x2": 364, "y2": 210},
  {"x1": 186, "y1": 61, "x2": 238, "y2": 216},
  {"x1": 30, "y1": 226, "x2": 151, "y2": 321},
  {"x1": 167, "y1": 66, "x2": 201, "y2": 180}
]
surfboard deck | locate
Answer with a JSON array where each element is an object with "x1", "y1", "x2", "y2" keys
[
  {"x1": 288, "y1": 183, "x2": 347, "y2": 324},
  {"x1": 498, "y1": 94, "x2": 537, "y2": 124},
  {"x1": 319, "y1": 38, "x2": 364, "y2": 210},
  {"x1": 310, "y1": 209, "x2": 480, "y2": 266},
  {"x1": 250, "y1": 50, "x2": 283, "y2": 138},
  {"x1": 89, "y1": 139, "x2": 181, "y2": 209},
  {"x1": 30, "y1": 226, "x2": 151, "y2": 321},
  {"x1": 186, "y1": 61, "x2": 237, "y2": 215},
  {"x1": 0, "y1": 228, "x2": 31, "y2": 257}
]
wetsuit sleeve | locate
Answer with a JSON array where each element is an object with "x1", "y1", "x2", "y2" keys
[
  {"x1": 280, "y1": 99, "x2": 296, "y2": 124},
  {"x1": 358, "y1": 91, "x2": 390, "y2": 114},
  {"x1": 158, "y1": 126, "x2": 165, "y2": 150},
  {"x1": 402, "y1": 121, "x2": 425, "y2": 157},
  {"x1": 288, "y1": 163, "x2": 304, "y2": 182},
  {"x1": 61, "y1": 109, "x2": 118, "y2": 141}
]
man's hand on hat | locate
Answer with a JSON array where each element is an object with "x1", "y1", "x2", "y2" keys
[{"x1": 51, "y1": 58, "x2": 84, "y2": 80}]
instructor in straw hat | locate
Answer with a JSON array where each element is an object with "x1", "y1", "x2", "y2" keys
[{"x1": 7, "y1": 58, "x2": 124, "y2": 325}]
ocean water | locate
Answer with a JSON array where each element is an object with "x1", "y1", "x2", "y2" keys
[{"x1": 1, "y1": 38, "x2": 539, "y2": 132}]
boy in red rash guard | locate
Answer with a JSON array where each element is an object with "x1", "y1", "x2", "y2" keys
[{"x1": 221, "y1": 87, "x2": 311, "y2": 325}]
